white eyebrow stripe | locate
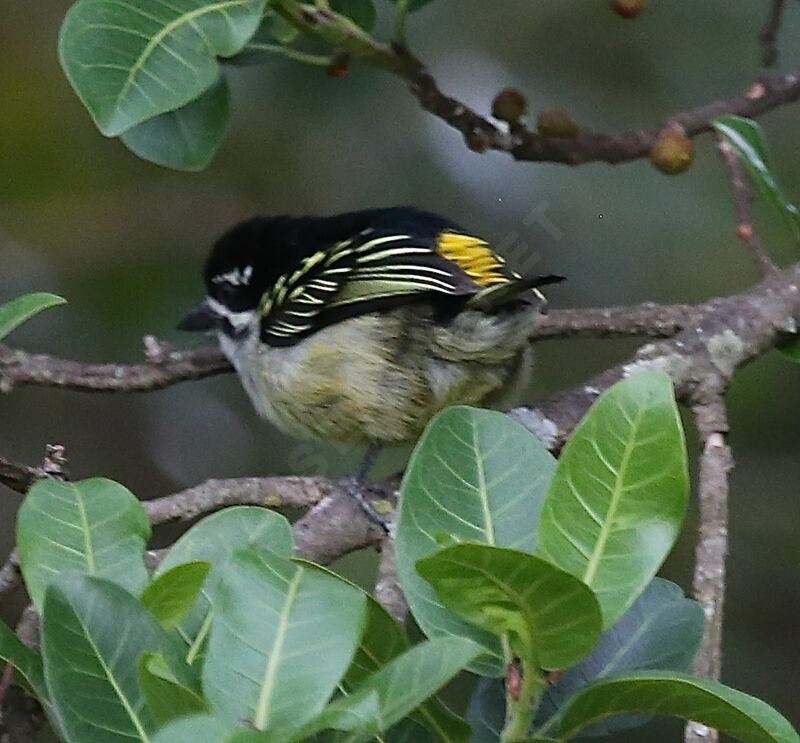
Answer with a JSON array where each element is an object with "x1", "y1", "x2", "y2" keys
[{"x1": 211, "y1": 265, "x2": 253, "y2": 286}]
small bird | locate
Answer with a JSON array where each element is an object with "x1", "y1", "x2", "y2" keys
[{"x1": 179, "y1": 207, "x2": 562, "y2": 511}]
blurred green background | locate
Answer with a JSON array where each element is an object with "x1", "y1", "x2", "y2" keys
[{"x1": 2, "y1": 0, "x2": 799, "y2": 734}]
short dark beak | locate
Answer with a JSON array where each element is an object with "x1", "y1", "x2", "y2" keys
[{"x1": 178, "y1": 300, "x2": 219, "y2": 332}]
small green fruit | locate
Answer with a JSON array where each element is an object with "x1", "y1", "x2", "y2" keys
[{"x1": 650, "y1": 128, "x2": 694, "y2": 174}]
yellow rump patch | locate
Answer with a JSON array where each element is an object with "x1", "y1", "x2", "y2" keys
[{"x1": 435, "y1": 231, "x2": 510, "y2": 287}]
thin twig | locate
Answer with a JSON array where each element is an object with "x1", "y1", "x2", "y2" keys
[
  {"x1": 685, "y1": 397, "x2": 734, "y2": 743},
  {"x1": 759, "y1": 0, "x2": 786, "y2": 67},
  {"x1": 0, "y1": 304, "x2": 695, "y2": 396},
  {"x1": 716, "y1": 136, "x2": 779, "y2": 278}
]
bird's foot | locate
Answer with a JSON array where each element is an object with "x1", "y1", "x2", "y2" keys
[{"x1": 340, "y1": 476, "x2": 395, "y2": 536}]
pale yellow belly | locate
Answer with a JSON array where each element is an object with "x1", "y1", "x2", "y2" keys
[{"x1": 223, "y1": 307, "x2": 535, "y2": 445}]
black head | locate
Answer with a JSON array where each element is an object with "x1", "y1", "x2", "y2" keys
[{"x1": 200, "y1": 217, "x2": 292, "y2": 313}]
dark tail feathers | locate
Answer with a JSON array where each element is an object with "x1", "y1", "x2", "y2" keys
[{"x1": 467, "y1": 273, "x2": 565, "y2": 311}]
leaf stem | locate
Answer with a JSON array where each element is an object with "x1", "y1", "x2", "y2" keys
[
  {"x1": 270, "y1": 0, "x2": 409, "y2": 72},
  {"x1": 185, "y1": 609, "x2": 214, "y2": 666},
  {"x1": 394, "y1": 0, "x2": 410, "y2": 43},
  {"x1": 500, "y1": 658, "x2": 545, "y2": 742},
  {"x1": 243, "y1": 42, "x2": 332, "y2": 66}
]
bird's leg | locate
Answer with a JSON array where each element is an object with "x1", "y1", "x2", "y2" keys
[
  {"x1": 357, "y1": 444, "x2": 381, "y2": 482},
  {"x1": 342, "y1": 444, "x2": 393, "y2": 534}
]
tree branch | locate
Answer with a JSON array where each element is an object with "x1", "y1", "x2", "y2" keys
[
  {"x1": 392, "y1": 46, "x2": 800, "y2": 165},
  {"x1": 0, "y1": 343, "x2": 230, "y2": 394},
  {"x1": 533, "y1": 302, "x2": 696, "y2": 340},
  {"x1": 0, "y1": 304, "x2": 695, "y2": 396},
  {"x1": 0, "y1": 458, "x2": 40, "y2": 496},
  {"x1": 292, "y1": 483, "x2": 389, "y2": 564},
  {"x1": 716, "y1": 136, "x2": 778, "y2": 278},
  {"x1": 142, "y1": 476, "x2": 337, "y2": 525},
  {"x1": 145, "y1": 475, "x2": 389, "y2": 564},
  {"x1": 513, "y1": 260, "x2": 800, "y2": 449},
  {"x1": 252, "y1": 5, "x2": 800, "y2": 166},
  {"x1": 685, "y1": 396, "x2": 733, "y2": 743},
  {"x1": 759, "y1": 0, "x2": 786, "y2": 67}
]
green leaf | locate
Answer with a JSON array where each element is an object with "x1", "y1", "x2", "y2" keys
[
  {"x1": 343, "y1": 598, "x2": 409, "y2": 688},
  {"x1": 536, "y1": 372, "x2": 688, "y2": 628},
  {"x1": 17, "y1": 477, "x2": 150, "y2": 610},
  {"x1": 465, "y1": 677, "x2": 505, "y2": 743},
  {"x1": 0, "y1": 621, "x2": 67, "y2": 738},
  {"x1": 712, "y1": 115, "x2": 800, "y2": 244},
  {"x1": 263, "y1": 10, "x2": 301, "y2": 44},
  {"x1": 776, "y1": 335, "x2": 800, "y2": 363},
  {"x1": 138, "y1": 653, "x2": 208, "y2": 726},
  {"x1": 303, "y1": 637, "x2": 481, "y2": 740},
  {"x1": 532, "y1": 577, "x2": 704, "y2": 737},
  {"x1": 142, "y1": 561, "x2": 211, "y2": 630},
  {"x1": 0, "y1": 293, "x2": 65, "y2": 341},
  {"x1": 222, "y1": 11, "x2": 300, "y2": 65},
  {"x1": 330, "y1": 0, "x2": 376, "y2": 30},
  {"x1": 157, "y1": 506, "x2": 294, "y2": 573},
  {"x1": 343, "y1": 636, "x2": 481, "y2": 732},
  {"x1": 468, "y1": 580, "x2": 705, "y2": 741},
  {"x1": 0, "y1": 620, "x2": 46, "y2": 699},
  {"x1": 417, "y1": 544, "x2": 601, "y2": 670},
  {"x1": 120, "y1": 75, "x2": 229, "y2": 171},
  {"x1": 384, "y1": 717, "x2": 440, "y2": 743},
  {"x1": 559, "y1": 672, "x2": 799, "y2": 743},
  {"x1": 298, "y1": 690, "x2": 383, "y2": 741},
  {"x1": 411, "y1": 701, "x2": 470, "y2": 743},
  {"x1": 204, "y1": 545, "x2": 366, "y2": 734},
  {"x1": 41, "y1": 574, "x2": 184, "y2": 743},
  {"x1": 58, "y1": 0, "x2": 265, "y2": 136},
  {"x1": 156, "y1": 507, "x2": 293, "y2": 666},
  {"x1": 342, "y1": 598, "x2": 471, "y2": 743},
  {"x1": 150, "y1": 714, "x2": 248, "y2": 743},
  {"x1": 395, "y1": 407, "x2": 556, "y2": 675}
]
